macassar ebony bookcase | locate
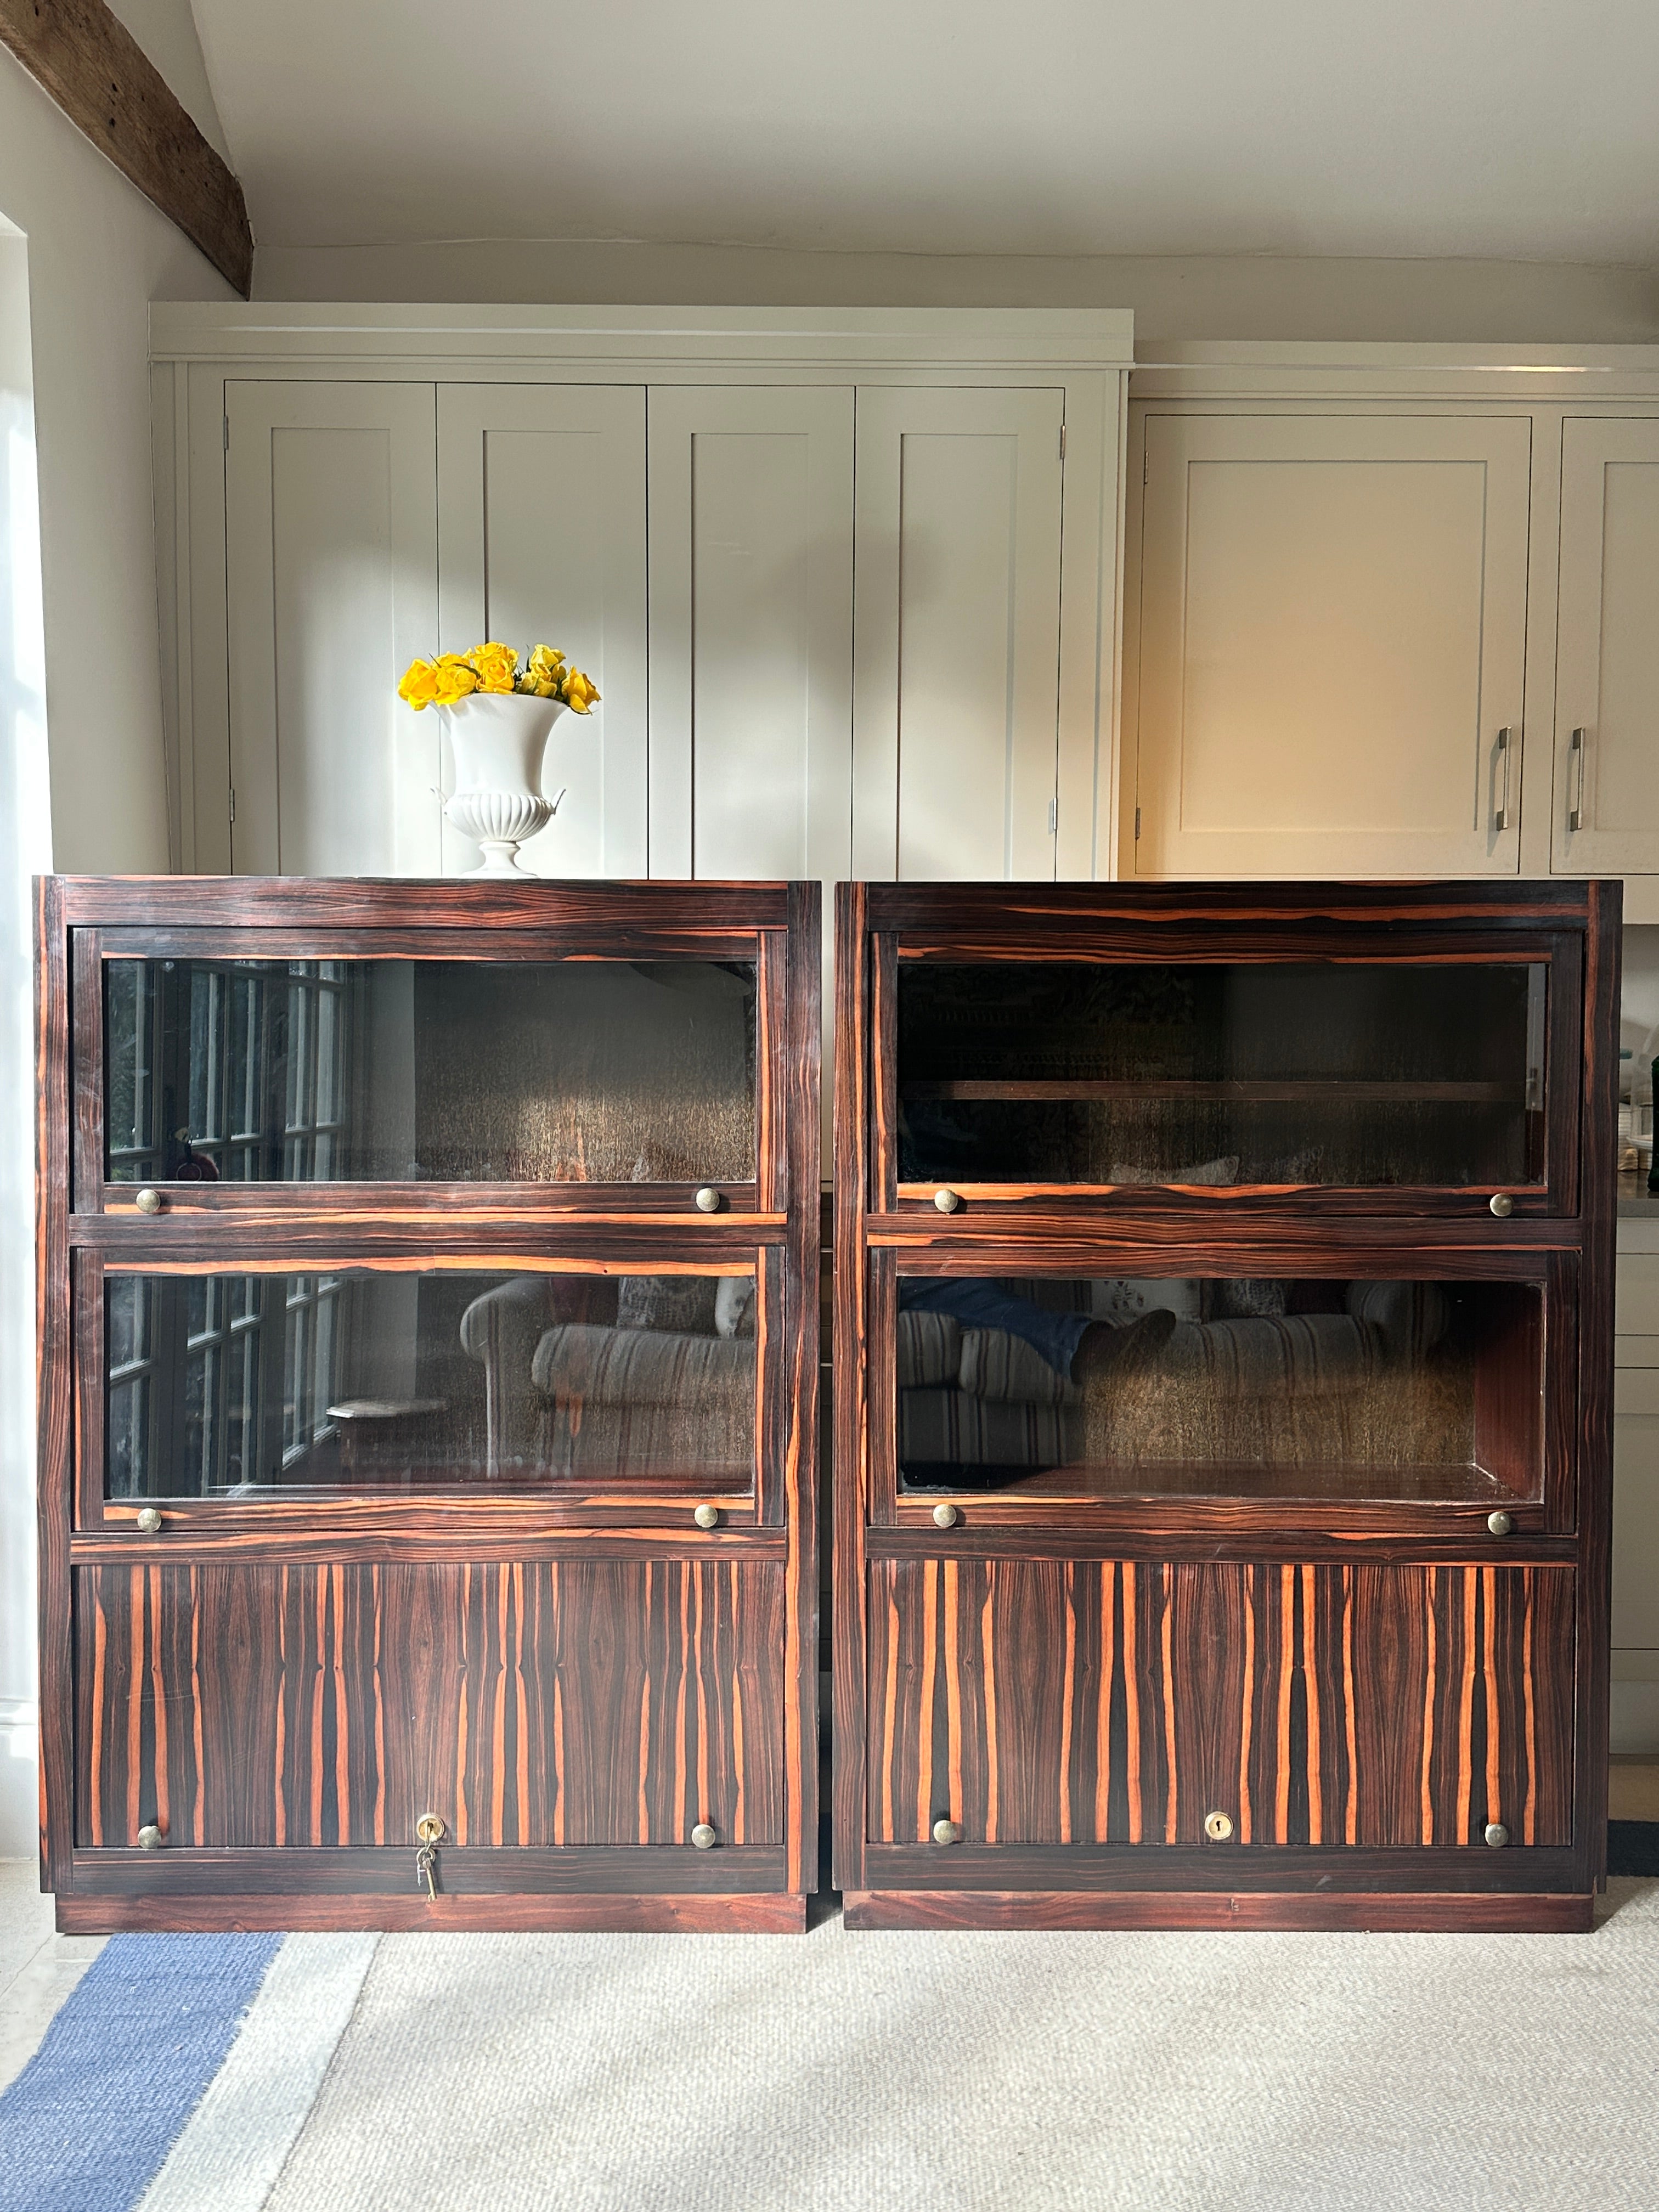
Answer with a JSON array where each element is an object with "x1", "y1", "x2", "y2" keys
[
  {"x1": 833, "y1": 880, "x2": 1618, "y2": 1931},
  {"x1": 37, "y1": 876, "x2": 819, "y2": 1932}
]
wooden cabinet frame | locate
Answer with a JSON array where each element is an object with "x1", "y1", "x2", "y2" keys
[
  {"x1": 37, "y1": 875, "x2": 820, "y2": 1931},
  {"x1": 833, "y1": 879, "x2": 1620, "y2": 1931}
]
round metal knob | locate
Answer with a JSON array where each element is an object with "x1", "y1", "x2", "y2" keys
[
  {"x1": 691, "y1": 1822, "x2": 717, "y2": 1850},
  {"x1": 1204, "y1": 1810, "x2": 1235, "y2": 1842},
  {"x1": 694, "y1": 1186, "x2": 722, "y2": 1214},
  {"x1": 1489, "y1": 1193, "x2": 1514, "y2": 1218},
  {"x1": 932, "y1": 1818, "x2": 963, "y2": 1846},
  {"x1": 1485, "y1": 1821, "x2": 1510, "y2": 1848},
  {"x1": 134, "y1": 1506, "x2": 162, "y2": 1534},
  {"x1": 932, "y1": 1502, "x2": 959, "y2": 1530},
  {"x1": 134, "y1": 1188, "x2": 163, "y2": 1215},
  {"x1": 1487, "y1": 1510, "x2": 1514, "y2": 1537},
  {"x1": 934, "y1": 1188, "x2": 961, "y2": 1214},
  {"x1": 693, "y1": 1503, "x2": 720, "y2": 1531},
  {"x1": 137, "y1": 1824, "x2": 163, "y2": 1850}
]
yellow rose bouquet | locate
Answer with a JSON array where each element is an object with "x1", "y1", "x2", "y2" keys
[{"x1": 397, "y1": 641, "x2": 600, "y2": 714}]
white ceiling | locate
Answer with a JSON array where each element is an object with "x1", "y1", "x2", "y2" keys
[{"x1": 189, "y1": 0, "x2": 1659, "y2": 267}]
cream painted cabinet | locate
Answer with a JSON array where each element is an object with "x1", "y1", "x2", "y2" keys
[
  {"x1": 645, "y1": 387, "x2": 854, "y2": 884},
  {"x1": 852, "y1": 387, "x2": 1065, "y2": 881},
  {"x1": 1131, "y1": 413, "x2": 1532, "y2": 880},
  {"x1": 224, "y1": 382, "x2": 439, "y2": 876},
  {"x1": 436, "y1": 385, "x2": 647, "y2": 876},
  {"x1": 155, "y1": 308, "x2": 1132, "y2": 890},
  {"x1": 1553, "y1": 420, "x2": 1659, "y2": 885}
]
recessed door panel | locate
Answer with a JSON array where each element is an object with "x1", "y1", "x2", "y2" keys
[
  {"x1": 437, "y1": 386, "x2": 647, "y2": 876},
  {"x1": 853, "y1": 387, "x2": 1064, "y2": 883},
  {"x1": 1553, "y1": 418, "x2": 1659, "y2": 878},
  {"x1": 225, "y1": 382, "x2": 439, "y2": 877},
  {"x1": 1135, "y1": 413, "x2": 1531, "y2": 877}
]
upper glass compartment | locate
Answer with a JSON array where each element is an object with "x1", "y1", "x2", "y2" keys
[
  {"x1": 897, "y1": 961, "x2": 1545, "y2": 1190},
  {"x1": 104, "y1": 957, "x2": 757, "y2": 1185}
]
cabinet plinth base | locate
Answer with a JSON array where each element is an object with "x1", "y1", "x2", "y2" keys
[
  {"x1": 56, "y1": 1890, "x2": 807, "y2": 1935},
  {"x1": 842, "y1": 1889, "x2": 1595, "y2": 1933}
]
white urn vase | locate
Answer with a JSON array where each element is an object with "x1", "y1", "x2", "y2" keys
[{"x1": 439, "y1": 692, "x2": 567, "y2": 875}]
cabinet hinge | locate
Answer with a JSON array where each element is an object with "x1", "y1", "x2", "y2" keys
[
  {"x1": 223, "y1": 415, "x2": 229, "y2": 452},
  {"x1": 1059, "y1": 424, "x2": 1066, "y2": 461},
  {"x1": 228, "y1": 786, "x2": 236, "y2": 825},
  {"x1": 1143, "y1": 446, "x2": 1149, "y2": 486},
  {"x1": 1047, "y1": 798, "x2": 1058, "y2": 835},
  {"x1": 1135, "y1": 806, "x2": 1142, "y2": 839}
]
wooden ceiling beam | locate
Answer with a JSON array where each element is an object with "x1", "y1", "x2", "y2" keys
[{"x1": 0, "y1": 0, "x2": 252, "y2": 296}]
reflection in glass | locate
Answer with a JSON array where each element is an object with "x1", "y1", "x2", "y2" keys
[
  {"x1": 104, "y1": 958, "x2": 756, "y2": 1184},
  {"x1": 898, "y1": 962, "x2": 1545, "y2": 1188},
  {"x1": 894, "y1": 1273, "x2": 1541, "y2": 1505},
  {"x1": 105, "y1": 1269, "x2": 757, "y2": 1497}
]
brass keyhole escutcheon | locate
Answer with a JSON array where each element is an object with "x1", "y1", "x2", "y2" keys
[
  {"x1": 1204, "y1": 1810, "x2": 1234, "y2": 1843},
  {"x1": 415, "y1": 1814, "x2": 446, "y2": 1846}
]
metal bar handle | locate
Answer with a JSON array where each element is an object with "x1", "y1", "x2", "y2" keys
[
  {"x1": 1568, "y1": 727, "x2": 1587, "y2": 833},
  {"x1": 1494, "y1": 726, "x2": 1513, "y2": 833}
]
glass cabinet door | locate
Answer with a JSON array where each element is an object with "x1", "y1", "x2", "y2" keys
[
  {"x1": 103, "y1": 955, "x2": 757, "y2": 1186},
  {"x1": 890, "y1": 1268, "x2": 1553, "y2": 1513},
  {"x1": 896, "y1": 958, "x2": 1550, "y2": 1194},
  {"x1": 99, "y1": 1264, "x2": 760, "y2": 1504}
]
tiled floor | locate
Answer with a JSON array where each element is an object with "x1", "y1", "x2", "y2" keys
[{"x1": 0, "y1": 1861, "x2": 104, "y2": 2095}]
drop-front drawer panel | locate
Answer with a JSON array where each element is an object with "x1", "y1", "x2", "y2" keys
[
  {"x1": 866, "y1": 1557, "x2": 1574, "y2": 1852},
  {"x1": 76, "y1": 1558, "x2": 786, "y2": 1851}
]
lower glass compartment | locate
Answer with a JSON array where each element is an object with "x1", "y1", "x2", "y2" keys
[
  {"x1": 105, "y1": 1267, "x2": 757, "y2": 1497},
  {"x1": 894, "y1": 1273, "x2": 1542, "y2": 1504}
]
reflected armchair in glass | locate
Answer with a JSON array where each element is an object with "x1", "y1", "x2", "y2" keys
[
  {"x1": 458, "y1": 1272, "x2": 757, "y2": 1488},
  {"x1": 895, "y1": 1273, "x2": 1539, "y2": 1506}
]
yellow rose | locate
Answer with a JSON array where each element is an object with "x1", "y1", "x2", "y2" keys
[
  {"x1": 527, "y1": 644, "x2": 565, "y2": 683},
  {"x1": 430, "y1": 653, "x2": 478, "y2": 707},
  {"x1": 466, "y1": 641, "x2": 519, "y2": 695},
  {"x1": 563, "y1": 668, "x2": 600, "y2": 715},
  {"x1": 398, "y1": 657, "x2": 441, "y2": 710}
]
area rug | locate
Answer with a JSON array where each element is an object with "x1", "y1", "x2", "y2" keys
[{"x1": 2, "y1": 1887, "x2": 1656, "y2": 2212}]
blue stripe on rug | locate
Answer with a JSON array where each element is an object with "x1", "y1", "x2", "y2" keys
[{"x1": 0, "y1": 1933, "x2": 283, "y2": 2212}]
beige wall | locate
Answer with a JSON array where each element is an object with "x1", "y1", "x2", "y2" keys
[
  {"x1": 0, "y1": 47, "x2": 234, "y2": 1857},
  {"x1": 0, "y1": 50, "x2": 235, "y2": 877},
  {"x1": 252, "y1": 239, "x2": 1659, "y2": 346}
]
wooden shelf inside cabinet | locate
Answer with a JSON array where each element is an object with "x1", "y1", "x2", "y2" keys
[
  {"x1": 836, "y1": 876, "x2": 1620, "y2": 1933},
  {"x1": 37, "y1": 874, "x2": 822, "y2": 1932},
  {"x1": 902, "y1": 1079, "x2": 1525, "y2": 1103}
]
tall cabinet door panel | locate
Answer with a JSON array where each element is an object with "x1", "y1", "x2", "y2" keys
[
  {"x1": 851, "y1": 387, "x2": 1065, "y2": 882},
  {"x1": 1133, "y1": 414, "x2": 1531, "y2": 879},
  {"x1": 225, "y1": 382, "x2": 439, "y2": 877},
  {"x1": 1552, "y1": 419, "x2": 1659, "y2": 881},
  {"x1": 437, "y1": 385, "x2": 648, "y2": 876},
  {"x1": 646, "y1": 387, "x2": 853, "y2": 885}
]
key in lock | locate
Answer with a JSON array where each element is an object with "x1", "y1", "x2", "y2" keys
[{"x1": 414, "y1": 1813, "x2": 447, "y2": 1899}]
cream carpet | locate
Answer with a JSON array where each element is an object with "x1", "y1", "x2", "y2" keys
[{"x1": 257, "y1": 1882, "x2": 1659, "y2": 2212}]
